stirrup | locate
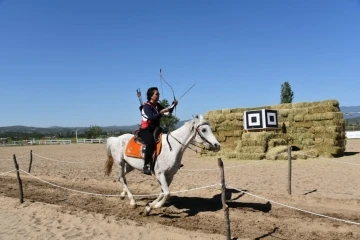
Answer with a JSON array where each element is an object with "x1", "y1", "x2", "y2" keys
[{"x1": 143, "y1": 165, "x2": 151, "y2": 175}]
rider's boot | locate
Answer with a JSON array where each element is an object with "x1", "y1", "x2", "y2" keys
[
  {"x1": 143, "y1": 164, "x2": 151, "y2": 175},
  {"x1": 143, "y1": 154, "x2": 152, "y2": 175}
]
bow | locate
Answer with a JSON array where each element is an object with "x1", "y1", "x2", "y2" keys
[{"x1": 160, "y1": 69, "x2": 176, "y2": 102}]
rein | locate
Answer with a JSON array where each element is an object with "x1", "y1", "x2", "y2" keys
[{"x1": 166, "y1": 122, "x2": 213, "y2": 153}]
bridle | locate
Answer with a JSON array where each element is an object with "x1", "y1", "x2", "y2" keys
[{"x1": 167, "y1": 121, "x2": 215, "y2": 153}]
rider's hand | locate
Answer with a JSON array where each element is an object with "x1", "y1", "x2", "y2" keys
[
  {"x1": 160, "y1": 108, "x2": 169, "y2": 114},
  {"x1": 172, "y1": 100, "x2": 178, "y2": 107}
]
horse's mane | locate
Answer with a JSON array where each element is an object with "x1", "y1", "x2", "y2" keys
[{"x1": 183, "y1": 115, "x2": 208, "y2": 129}]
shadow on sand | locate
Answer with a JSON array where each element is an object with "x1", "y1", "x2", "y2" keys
[
  {"x1": 161, "y1": 188, "x2": 271, "y2": 217},
  {"x1": 342, "y1": 151, "x2": 359, "y2": 156}
]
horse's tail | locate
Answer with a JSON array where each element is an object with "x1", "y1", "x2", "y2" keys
[{"x1": 104, "y1": 137, "x2": 114, "y2": 176}]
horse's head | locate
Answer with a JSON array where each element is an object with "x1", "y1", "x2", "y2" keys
[{"x1": 190, "y1": 115, "x2": 220, "y2": 152}]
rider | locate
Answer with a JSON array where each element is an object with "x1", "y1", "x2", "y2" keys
[{"x1": 139, "y1": 87, "x2": 178, "y2": 175}]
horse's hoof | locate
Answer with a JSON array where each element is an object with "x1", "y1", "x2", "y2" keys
[
  {"x1": 143, "y1": 205, "x2": 151, "y2": 216},
  {"x1": 130, "y1": 203, "x2": 137, "y2": 209},
  {"x1": 120, "y1": 195, "x2": 125, "y2": 200}
]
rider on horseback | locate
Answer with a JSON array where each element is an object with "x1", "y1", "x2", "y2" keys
[{"x1": 138, "y1": 87, "x2": 178, "y2": 175}]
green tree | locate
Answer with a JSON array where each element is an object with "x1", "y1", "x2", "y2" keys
[
  {"x1": 85, "y1": 125, "x2": 103, "y2": 138},
  {"x1": 280, "y1": 81, "x2": 294, "y2": 103},
  {"x1": 159, "y1": 99, "x2": 180, "y2": 133}
]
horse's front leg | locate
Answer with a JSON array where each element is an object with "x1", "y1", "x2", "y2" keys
[
  {"x1": 118, "y1": 161, "x2": 136, "y2": 208},
  {"x1": 148, "y1": 189, "x2": 164, "y2": 209},
  {"x1": 144, "y1": 173, "x2": 170, "y2": 216}
]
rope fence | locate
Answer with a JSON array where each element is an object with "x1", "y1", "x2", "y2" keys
[
  {"x1": 228, "y1": 185, "x2": 360, "y2": 226},
  {"x1": 0, "y1": 169, "x2": 16, "y2": 176},
  {"x1": 1, "y1": 151, "x2": 359, "y2": 239},
  {"x1": 4, "y1": 167, "x2": 359, "y2": 227},
  {"x1": 19, "y1": 169, "x2": 220, "y2": 197},
  {"x1": 32, "y1": 153, "x2": 80, "y2": 164}
]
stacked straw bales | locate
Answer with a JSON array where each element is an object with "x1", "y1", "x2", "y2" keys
[{"x1": 204, "y1": 99, "x2": 346, "y2": 160}]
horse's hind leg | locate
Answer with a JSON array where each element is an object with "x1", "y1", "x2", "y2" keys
[
  {"x1": 118, "y1": 160, "x2": 136, "y2": 208},
  {"x1": 119, "y1": 163, "x2": 134, "y2": 199}
]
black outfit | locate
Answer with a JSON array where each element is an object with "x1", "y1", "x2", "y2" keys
[{"x1": 139, "y1": 102, "x2": 165, "y2": 175}]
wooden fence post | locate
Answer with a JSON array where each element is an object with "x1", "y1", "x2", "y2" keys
[
  {"x1": 13, "y1": 154, "x2": 24, "y2": 203},
  {"x1": 28, "y1": 150, "x2": 33, "y2": 173},
  {"x1": 218, "y1": 158, "x2": 231, "y2": 240},
  {"x1": 288, "y1": 147, "x2": 292, "y2": 195}
]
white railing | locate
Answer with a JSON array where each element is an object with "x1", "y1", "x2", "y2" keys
[
  {"x1": 76, "y1": 139, "x2": 106, "y2": 144},
  {"x1": 346, "y1": 131, "x2": 360, "y2": 139},
  {"x1": 33, "y1": 140, "x2": 72, "y2": 145},
  {"x1": 1, "y1": 140, "x2": 72, "y2": 146}
]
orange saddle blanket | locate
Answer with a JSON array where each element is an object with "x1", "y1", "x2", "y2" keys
[{"x1": 125, "y1": 135, "x2": 162, "y2": 159}]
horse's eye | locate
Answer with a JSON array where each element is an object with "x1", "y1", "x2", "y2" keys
[{"x1": 201, "y1": 128, "x2": 207, "y2": 133}]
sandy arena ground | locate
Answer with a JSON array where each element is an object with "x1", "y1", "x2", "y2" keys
[{"x1": 0, "y1": 139, "x2": 359, "y2": 239}]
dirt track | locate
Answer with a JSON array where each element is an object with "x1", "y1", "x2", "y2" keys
[{"x1": 1, "y1": 140, "x2": 359, "y2": 239}]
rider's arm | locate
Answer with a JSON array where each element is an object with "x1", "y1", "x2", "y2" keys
[{"x1": 157, "y1": 103, "x2": 170, "y2": 115}]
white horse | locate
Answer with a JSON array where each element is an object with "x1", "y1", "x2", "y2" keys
[{"x1": 104, "y1": 115, "x2": 220, "y2": 216}]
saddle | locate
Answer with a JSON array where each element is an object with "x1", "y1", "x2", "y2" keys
[{"x1": 125, "y1": 127, "x2": 163, "y2": 161}]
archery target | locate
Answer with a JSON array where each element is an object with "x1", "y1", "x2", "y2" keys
[
  {"x1": 243, "y1": 109, "x2": 278, "y2": 130},
  {"x1": 265, "y1": 110, "x2": 278, "y2": 128},
  {"x1": 245, "y1": 110, "x2": 263, "y2": 129}
]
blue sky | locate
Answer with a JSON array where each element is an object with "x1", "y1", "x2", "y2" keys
[{"x1": 1, "y1": 0, "x2": 359, "y2": 127}]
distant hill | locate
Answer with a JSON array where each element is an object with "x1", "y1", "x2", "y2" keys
[
  {"x1": 0, "y1": 106, "x2": 358, "y2": 134},
  {"x1": 340, "y1": 106, "x2": 360, "y2": 119},
  {"x1": 346, "y1": 117, "x2": 360, "y2": 125},
  {"x1": 0, "y1": 120, "x2": 189, "y2": 135}
]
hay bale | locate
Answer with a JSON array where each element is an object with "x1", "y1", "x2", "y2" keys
[
  {"x1": 275, "y1": 103, "x2": 293, "y2": 110},
  {"x1": 268, "y1": 138, "x2": 288, "y2": 148},
  {"x1": 236, "y1": 153, "x2": 266, "y2": 160},
  {"x1": 291, "y1": 133, "x2": 314, "y2": 140},
  {"x1": 323, "y1": 138, "x2": 339, "y2": 146},
  {"x1": 308, "y1": 106, "x2": 340, "y2": 114},
  {"x1": 224, "y1": 152, "x2": 237, "y2": 159},
  {"x1": 293, "y1": 99, "x2": 339, "y2": 108},
  {"x1": 312, "y1": 126, "x2": 343, "y2": 133},
  {"x1": 304, "y1": 112, "x2": 343, "y2": 121},
  {"x1": 222, "y1": 108, "x2": 231, "y2": 114},
  {"x1": 223, "y1": 136, "x2": 240, "y2": 148},
  {"x1": 218, "y1": 130, "x2": 235, "y2": 138},
  {"x1": 204, "y1": 99, "x2": 345, "y2": 159},
  {"x1": 230, "y1": 108, "x2": 247, "y2": 113},
  {"x1": 205, "y1": 110, "x2": 222, "y2": 119},
  {"x1": 217, "y1": 135, "x2": 226, "y2": 142},
  {"x1": 297, "y1": 149, "x2": 319, "y2": 158},
  {"x1": 266, "y1": 146, "x2": 288, "y2": 160},
  {"x1": 302, "y1": 139, "x2": 315, "y2": 147},
  {"x1": 234, "y1": 113, "x2": 243, "y2": 121},
  {"x1": 238, "y1": 139, "x2": 267, "y2": 147},
  {"x1": 241, "y1": 132, "x2": 278, "y2": 141},
  {"x1": 236, "y1": 146, "x2": 267, "y2": 154},
  {"x1": 213, "y1": 114, "x2": 226, "y2": 124},
  {"x1": 315, "y1": 146, "x2": 343, "y2": 157},
  {"x1": 291, "y1": 121, "x2": 313, "y2": 128},
  {"x1": 233, "y1": 130, "x2": 242, "y2": 137},
  {"x1": 225, "y1": 113, "x2": 236, "y2": 121},
  {"x1": 312, "y1": 119, "x2": 344, "y2": 127}
]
